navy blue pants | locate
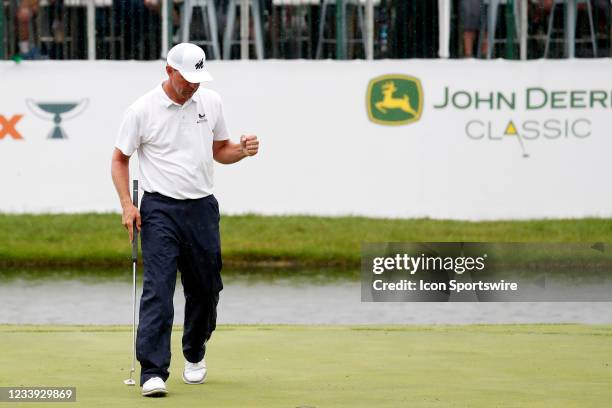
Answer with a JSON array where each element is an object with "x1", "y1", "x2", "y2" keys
[{"x1": 137, "y1": 192, "x2": 223, "y2": 386}]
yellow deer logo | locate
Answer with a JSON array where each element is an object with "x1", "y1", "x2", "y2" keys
[{"x1": 375, "y1": 81, "x2": 418, "y2": 117}]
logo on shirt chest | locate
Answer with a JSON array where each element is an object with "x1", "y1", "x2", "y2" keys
[{"x1": 196, "y1": 113, "x2": 207, "y2": 124}]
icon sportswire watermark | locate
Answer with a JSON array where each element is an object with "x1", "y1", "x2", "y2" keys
[{"x1": 362, "y1": 243, "x2": 612, "y2": 302}]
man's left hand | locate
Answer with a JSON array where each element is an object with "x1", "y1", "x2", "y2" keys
[{"x1": 240, "y1": 135, "x2": 259, "y2": 157}]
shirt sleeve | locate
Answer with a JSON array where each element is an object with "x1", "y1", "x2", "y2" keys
[
  {"x1": 115, "y1": 108, "x2": 141, "y2": 156},
  {"x1": 212, "y1": 96, "x2": 230, "y2": 142}
]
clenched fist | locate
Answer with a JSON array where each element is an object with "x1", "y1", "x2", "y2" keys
[{"x1": 240, "y1": 135, "x2": 259, "y2": 157}]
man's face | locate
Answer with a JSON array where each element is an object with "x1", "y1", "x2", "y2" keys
[{"x1": 167, "y1": 67, "x2": 199, "y2": 100}]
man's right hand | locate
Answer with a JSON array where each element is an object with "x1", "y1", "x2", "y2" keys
[{"x1": 122, "y1": 203, "x2": 142, "y2": 242}]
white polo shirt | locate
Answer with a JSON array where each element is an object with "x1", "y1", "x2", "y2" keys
[{"x1": 115, "y1": 84, "x2": 230, "y2": 199}]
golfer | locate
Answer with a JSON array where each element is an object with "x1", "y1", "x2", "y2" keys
[{"x1": 111, "y1": 42, "x2": 259, "y2": 397}]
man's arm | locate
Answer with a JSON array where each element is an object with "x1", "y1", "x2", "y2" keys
[
  {"x1": 213, "y1": 135, "x2": 259, "y2": 164},
  {"x1": 111, "y1": 147, "x2": 141, "y2": 242}
]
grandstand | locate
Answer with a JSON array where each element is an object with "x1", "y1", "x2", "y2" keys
[{"x1": 1, "y1": 0, "x2": 610, "y2": 60}]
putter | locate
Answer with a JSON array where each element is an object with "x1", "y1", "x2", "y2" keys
[{"x1": 124, "y1": 180, "x2": 139, "y2": 386}]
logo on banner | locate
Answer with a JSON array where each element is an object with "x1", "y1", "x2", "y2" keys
[
  {"x1": 434, "y1": 87, "x2": 596, "y2": 158},
  {"x1": 367, "y1": 75, "x2": 423, "y2": 126},
  {"x1": 0, "y1": 115, "x2": 24, "y2": 140},
  {"x1": 26, "y1": 99, "x2": 88, "y2": 139},
  {"x1": 466, "y1": 119, "x2": 532, "y2": 158}
]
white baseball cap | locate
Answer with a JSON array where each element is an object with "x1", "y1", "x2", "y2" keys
[{"x1": 166, "y1": 43, "x2": 213, "y2": 83}]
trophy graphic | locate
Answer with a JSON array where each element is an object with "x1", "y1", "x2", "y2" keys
[{"x1": 26, "y1": 99, "x2": 89, "y2": 139}]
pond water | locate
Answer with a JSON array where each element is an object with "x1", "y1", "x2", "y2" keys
[{"x1": 0, "y1": 269, "x2": 610, "y2": 325}]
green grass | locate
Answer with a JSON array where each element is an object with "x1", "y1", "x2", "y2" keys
[
  {"x1": 0, "y1": 214, "x2": 611, "y2": 268},
  {"x1": 1, "y1": 324, "x2": 611, "y2": 407}
]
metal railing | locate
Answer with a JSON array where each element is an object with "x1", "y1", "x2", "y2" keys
[{"x1": 0, "y1": 0, "x2": 610, "y2": 60}]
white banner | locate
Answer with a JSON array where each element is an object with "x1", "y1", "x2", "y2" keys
[{"x1": 0, "y1": 59, "x2": 611, "y2": 220}]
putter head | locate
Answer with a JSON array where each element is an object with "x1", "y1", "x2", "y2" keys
[{"x1": 124, "y1": 378, "x2": 136, "y2": 386}]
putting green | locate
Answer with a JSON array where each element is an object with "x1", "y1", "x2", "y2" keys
[{"x1": 1, "y1": 324, "x2": 611, "y2": 407}]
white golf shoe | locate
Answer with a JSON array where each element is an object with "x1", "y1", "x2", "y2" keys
[
  {"x1": 141, "y1": 377, "x2": 168, "y2": 397},
  {"x1": 183, "y1": 358, "x2": 207, "y2": 384}
]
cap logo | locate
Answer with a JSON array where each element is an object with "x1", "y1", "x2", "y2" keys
[{"x1": 195, "y1": 58, "x2": 204, "y2": 70}]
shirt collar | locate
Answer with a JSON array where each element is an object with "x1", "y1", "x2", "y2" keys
[{"x1": 158, "y1": 83, "x2": 195, "y2": 109}]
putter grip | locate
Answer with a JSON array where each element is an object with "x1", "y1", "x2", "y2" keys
[{"x1": 132, "y1": 180, "x2": 139, "y2": 262}]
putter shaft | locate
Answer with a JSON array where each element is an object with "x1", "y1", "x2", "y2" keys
[{"x1": 125, "y1": 180, "x2": 139, "y2": 386}]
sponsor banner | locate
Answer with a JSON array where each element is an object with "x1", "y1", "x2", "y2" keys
[
  {"x1": 362, "y1": 243, "x2": 612, "y2": 302},
  {"x1": 0, "y1": 60, "x2": 611, "y2": 219}
]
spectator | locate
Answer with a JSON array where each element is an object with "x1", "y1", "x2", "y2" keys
[
  {"x1": 460, "y1": 0, "x2": 485, "y2": 58},
  {"x1": 16, "y1": 0, "x2": 40, "y2": 59}
]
